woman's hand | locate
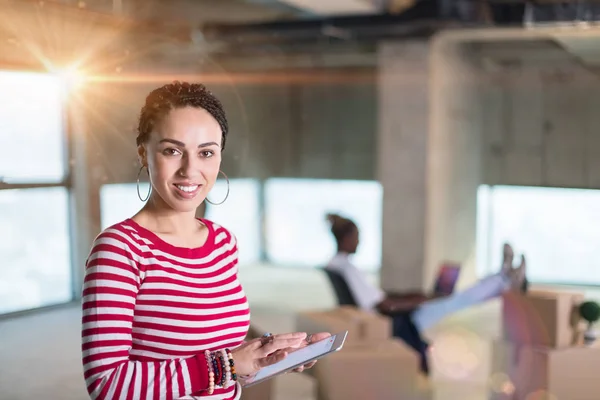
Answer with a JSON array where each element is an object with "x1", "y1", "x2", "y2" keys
[
  {"x1": 231, "y1": 332, "x2": 307, "y2": 377},
  {"x1": 286, "y1": 332, "x2": 332, "y2": 373}
]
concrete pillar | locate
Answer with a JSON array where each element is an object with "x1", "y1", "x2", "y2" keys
[
  {"x1": 424, "y1": 36, "x2": 484, "y2": 289},
  {"x1": 377, "y1": 40, "x2": 430, "y2": 292}
]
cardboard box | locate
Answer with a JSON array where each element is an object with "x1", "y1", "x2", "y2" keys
[
  {"x1": 296, "y1": 306, "x2": 391, "y2": 346},
  {"x1": 490, "y1": 340, "x2": 600, "y2": 400},
  {"x1": 313, "y1": 339, "x2": 429, "y2": 400},
  {"x1": 239, "y1": 379, "x2": 271, "y2": 400},
  {"x1": 502, "y1": 289, "x2": 585, "y2": 348},
  {"x1": 241, "y1": 372, "x2": 317, "y2": 400}
]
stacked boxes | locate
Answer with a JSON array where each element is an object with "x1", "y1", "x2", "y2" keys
[
  {"x1": 492, "y1": 289, "x2": 600, "y2": 400},
  {"x1": 501, "y1": 290, "x2": 585, "y2": 348}
]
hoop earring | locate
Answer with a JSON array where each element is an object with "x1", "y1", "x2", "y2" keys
[
  {"x1": 136, "y1": 166, "x2": 151, "y2": 202},
  {"x1": 206, "y1": 170, "x2": 230, "y2": 205}
]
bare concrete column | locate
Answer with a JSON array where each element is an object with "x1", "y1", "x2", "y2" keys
[
  {"x1": 424, "y1": 36, "x2": 484, "y2": 289},
  {"x1": 377, "y1": 40, "x2": 430, "y2": 292}
]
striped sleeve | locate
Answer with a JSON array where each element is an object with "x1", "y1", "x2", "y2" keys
[{"x1": 81, "y1": 230, "x2": 209, "y2": 400}]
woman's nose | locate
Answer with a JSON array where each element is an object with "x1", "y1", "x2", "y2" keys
[{"x1": 178, "y1": 154, "x2": 200, "y2": 177}]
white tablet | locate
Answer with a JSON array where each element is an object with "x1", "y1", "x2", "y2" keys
[{"x1": 241, "y1": 331, "x2": 348, "y2": 388}]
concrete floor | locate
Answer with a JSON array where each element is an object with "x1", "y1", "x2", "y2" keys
[{"x1": 1, "y1": 265, "x2": 598, "y2": 400}]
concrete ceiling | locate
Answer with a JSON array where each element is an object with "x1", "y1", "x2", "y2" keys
[
  {"x1": 469, "y1": 39, "x2": 578, "y2": 69},
  {"x1": 7, "y1": 0, "x2": 600, "y2": 73},
  {"x1": 0, "y1": 0, "x2": 307, "y2": 71},
  {"x1": 448, "y1": 27, "x2": 600, "y2": 80},
  {"x1": 275, "y1": 0, "x2": 379, "y2": 15},
  {"x1": 123, "y1": 0, "x2": 300, "y2": 24},
  {"x1": 12, "y1": 0, "x2": 303, "y2": 24},
  {"x1": 463, "y1": 28, "x2": 600, "y2": 71},
  {"x1": 554, "y1": 35, "x2": 600, "y2": 67}
]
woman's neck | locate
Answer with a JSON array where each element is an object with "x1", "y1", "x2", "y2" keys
[{"x1": 134, "y1": 197, "x2": 200, "y2": 236}]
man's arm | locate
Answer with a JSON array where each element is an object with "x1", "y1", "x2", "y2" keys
[{"x1": 375, "y1": 296, "x2": 426, "y2": 315}]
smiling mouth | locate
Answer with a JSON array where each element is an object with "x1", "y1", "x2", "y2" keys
[{"x1": 174, "y1": 184, "x2": 199, "y2": 193}]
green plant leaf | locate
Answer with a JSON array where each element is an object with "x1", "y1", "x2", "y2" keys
[{"x1": 579, "y1": 301, "x2": 600, "y2": 323}]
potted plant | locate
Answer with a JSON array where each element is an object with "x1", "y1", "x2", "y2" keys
[{"x1": 579, "y1": 301, "x2": 600, "y2": 345}]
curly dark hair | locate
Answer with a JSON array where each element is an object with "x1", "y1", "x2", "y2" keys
[
  {"x1": 136, "y1": 81, "x2": 229, "y2": 149},
  {"x1": 326, "y1": 213, "x2": 357, "y2": 245}
]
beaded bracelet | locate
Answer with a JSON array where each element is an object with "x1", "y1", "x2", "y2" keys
[
  {"x1": 204, "y1": 348, "x2": 238, "y2": 391},
  {"x1": 219, "y1": 349, "x2": 229, "y2": 388},
  {"x1": 226, "y1": 349, "x2": 237, "y2": 382},
  {"x1": 219, "y1": 350, "x2": 228, "y2": 387},
  {"x1": 204, "y1": 350, "x2": 215, "y2": 395},
  {"x1": 211, "y1": 354, "x2": 221, "y2": 387}
]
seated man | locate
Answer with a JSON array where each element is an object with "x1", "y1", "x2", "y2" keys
[{"x1": 324, "y1": 213, "x2": 527, "y2": 374}]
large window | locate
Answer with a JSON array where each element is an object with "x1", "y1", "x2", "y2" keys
[
  {"x1": 0, "y1": 188, "x2": 72, "y2": 314},
  {"x1": 100, "y1": 183, "x2": 149, "y2": 229},
  {"x1": 0, "y1": 71, "x2": 71, "y2": 315},
  {"x1": 477, "y1": 185, "x2": 600, "y2": 285},
  {"x1": 264, "y1": 178, "x2": 383, "y2": 271},
  {"x1": 0, "y1": 72, "x2": 65, "y2": 183},
  {"x1": 204, "y1": 179, "x2": 261, "y2": 265},
  {"x1": 100, "y1": 179, "x2": 262, "y2": 265}
]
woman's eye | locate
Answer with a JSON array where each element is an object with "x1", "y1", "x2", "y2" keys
[
  {"x1": 201, "y1": 150, "x2": 214, "y2": 158},
  {"x1": 163, "y1": 148, "x2": 181, "y2": 156}
]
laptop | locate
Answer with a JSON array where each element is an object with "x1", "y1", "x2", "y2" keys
[{"x1": 432, "y1": 262, "x2": 461, "y2": 297}]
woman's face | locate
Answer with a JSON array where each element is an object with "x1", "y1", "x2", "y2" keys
[
  {"x1": 138, "y1": 106, "x2": 222, "y2": 213},
  {"x1": 342, "y1": 226, "x2": 360, "y2": 254}
]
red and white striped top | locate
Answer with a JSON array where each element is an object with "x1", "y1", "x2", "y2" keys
[{"x1": 81, "y1": 218, "x2": 250, "y2": 400}]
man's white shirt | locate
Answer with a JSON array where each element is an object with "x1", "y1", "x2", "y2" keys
[{"x1": 325, "y1": 252, "x2": 385, "y2": 311}]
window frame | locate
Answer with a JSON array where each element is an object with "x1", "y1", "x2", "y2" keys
[{"x1": 0, "y1": 69, "x2": 76, "y2": 317}]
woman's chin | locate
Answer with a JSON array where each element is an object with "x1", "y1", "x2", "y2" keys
[{"x1": 152, "y1": 191, "x2": 205, "y2": 214}]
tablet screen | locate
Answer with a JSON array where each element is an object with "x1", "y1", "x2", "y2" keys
[{"x1": 242, "y1": 332, "x2": 345, "y2": 387}]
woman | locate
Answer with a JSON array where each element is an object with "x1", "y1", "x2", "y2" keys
[
  {"x1": 324, "y1": 213, "x2": 527, "y2": 373},
  {"x1": 81, "y1": 82, "x2": 326, "y2": 400}
]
